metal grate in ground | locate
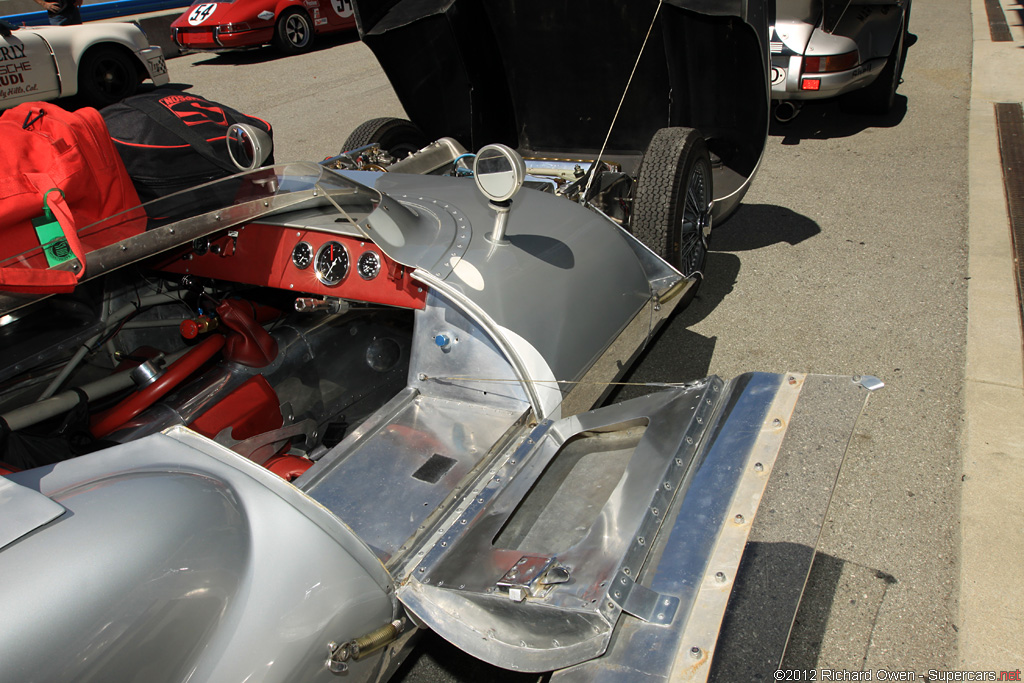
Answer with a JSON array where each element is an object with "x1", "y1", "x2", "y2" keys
[
  {"x1": 995, "y1": 102, "x2": 1024, "y2": 343},
  {"x1": 984, "y1": 0, "x2": 1013, "y2": 41}
]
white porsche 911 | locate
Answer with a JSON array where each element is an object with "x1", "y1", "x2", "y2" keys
[{"x1": 0, "y1": 18, "x2": 169, "y2": 109}]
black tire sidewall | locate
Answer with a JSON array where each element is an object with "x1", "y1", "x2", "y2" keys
[
  {"x1": 841, "y1": 5, "x2": 908, "y2": 115},
  {"x1": 342, "y1": 117, "x2": 427, "y2": 157},
  {"x1": 79, "y1": 47, "x2": 138, "y2": 108},
  {"x1": 632, "y1": 128, "x2": 712, "y2": 278}
]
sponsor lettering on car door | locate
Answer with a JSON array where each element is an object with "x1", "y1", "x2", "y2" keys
[{"x1": 0, "y1": 32, "x2": 60, "y2": 108}]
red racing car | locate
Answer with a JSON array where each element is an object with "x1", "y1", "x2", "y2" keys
[{"x1": 171, "y1": 0, "x2": 355, "y2": 54}]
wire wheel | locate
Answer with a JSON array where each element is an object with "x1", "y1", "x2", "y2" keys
[{"x1": 680, "y1": 159, "x2": 710, "y2": 277}]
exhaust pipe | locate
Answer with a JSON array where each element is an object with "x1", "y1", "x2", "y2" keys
[{"x1": 774, "y1": 101, "x2": 803, "y2": 123}]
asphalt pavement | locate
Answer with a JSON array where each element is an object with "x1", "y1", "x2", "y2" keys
[{"x1": 160, "y1": 0, "x2": 1022, "y2": 674}]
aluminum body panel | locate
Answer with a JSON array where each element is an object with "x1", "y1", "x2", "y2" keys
[
  {"x1": 406, "y1": 290, "x2": 532, "y2": 411},
  {"x1": 362, "y1": 172, "x2": 656, "y2": 418},
  {"x1": 392, "y1": 373, "x2": 856, "y2": 675},
  {"x1": 0, "y1": 476, "x2": 64, "y2": 551},
  {"x1": 1, "y1": 427, "x2": 395, "y2": 683},
  {"x1": 300, "y1": 389, "x2": 527, "y2": 564}
]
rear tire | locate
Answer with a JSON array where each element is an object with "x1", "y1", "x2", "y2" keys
[
  {"x1": 841, "y1": 2, "x2": 910, "y2": 115},
  {"x1": 274, "y1": 9, "x2": 314, "y2": 55},
  {"x1": 632, "y1": 127, "x2": 713, "y2": 307},
  {"x1": 79, "y1": 47, "x2": 139, "y2": 108},
  {"x1": 342, "y1": 117, "x2": 428, "y2": 158}
]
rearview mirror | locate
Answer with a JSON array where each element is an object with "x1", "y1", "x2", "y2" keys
[
  {"x1": 473, "y1": 144, "x2": 525, "y2": 203},
  {"x1": 226, "y1": 123, "x2": 273, "y2": 171}
]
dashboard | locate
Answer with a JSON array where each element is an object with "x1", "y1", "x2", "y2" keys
[{"x1": 157, "y1": 222, "x2": 427, "y2": 309}]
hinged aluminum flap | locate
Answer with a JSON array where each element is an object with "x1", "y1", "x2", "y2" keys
[
  {"x1": 552, "y1": 374, "x2": 876, "y2": 683},
  {"x1": 397, "y1": 373, "x2": 818, "y2": 673}
]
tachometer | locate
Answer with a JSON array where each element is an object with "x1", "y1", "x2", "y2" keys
[
  {"x1": 292, "y1": 241, "x2": 313, "y2": 269},
  {"x1": 357, "y1": 250, "x2": 381, "y2": 280},
  {"x1": 315, "y1": 241, "x2": 349, "y2": 286}
]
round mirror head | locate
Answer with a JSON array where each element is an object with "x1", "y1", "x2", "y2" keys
[
  {"x1": 473, "y1": 144, "x2": 526, "y2": 203},
  {"x1": 226, "y1": 123, "x2": 273, "y2": 171}
]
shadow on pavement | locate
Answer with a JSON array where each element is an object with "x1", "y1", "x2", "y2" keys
[
  {"x1": 713, "y1": 203, "x2": 821, "y2": 251},
  {"x1": 782, "y1": 553, "x2": 898, "y2": 671},
  {"x1": 771, "y1": 96, "x2": 908, "y2": 145},
  {"x1": 186, "y1": 29, "x2": 360, "y2": 66}
]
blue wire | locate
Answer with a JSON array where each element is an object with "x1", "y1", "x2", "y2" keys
[{"x1": 452, "y1": 153, "x2": 476, "y2": 177}]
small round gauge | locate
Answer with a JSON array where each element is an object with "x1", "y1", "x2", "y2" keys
[
  {"x1": 192, "y1": 237, "x2": 209, "y2": 256},
  {"x1": 315, "y1": 241, "x2": 349, "y2": 286},
  {"x1": 292, "y1": 241, "x2": 313, "y2": 270},
  {"x1": 357, "y1": 250, "x2": 381, "y2": 280}
]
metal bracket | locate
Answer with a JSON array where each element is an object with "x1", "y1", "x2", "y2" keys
[
  {"x1": 608, "y1": 571, "x2": 679, "y2": 625},
  {"x1": 853, "y1": 375, "x2": 884, "y2": 391},
  {"x1": 216, "y1": 418, "x2": 318, "y2": 465}
]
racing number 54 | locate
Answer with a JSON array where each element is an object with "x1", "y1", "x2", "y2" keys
[{"x1": 188, "y1": 4, "x2": 216, "y2": 24}]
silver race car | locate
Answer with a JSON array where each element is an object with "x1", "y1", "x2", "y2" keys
[
  {"x1": 770, "y1": 0, "x2": 911, "y2": 120},
  {"x1": 0, "y1": 1, "x2": 880, "y2": 680},
  {"x1": 0, "y1": 142, "x2": 881, "y2": 682}
]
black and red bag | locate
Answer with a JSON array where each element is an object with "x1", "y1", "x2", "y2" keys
[
  {"x1": 101, "y1": 90, "x2": 275, "y2": 203},
  {"x1": 0, "y1": 103, "x2": 145, "y2": 294}
]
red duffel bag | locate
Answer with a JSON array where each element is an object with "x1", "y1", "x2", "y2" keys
[{"x1": 0, "y1": 103, "x2": 145, "y2": 294}]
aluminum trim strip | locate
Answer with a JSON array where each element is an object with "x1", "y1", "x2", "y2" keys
[{"x1": 669, "y1": 373, "x2": 805, "y2": 682}]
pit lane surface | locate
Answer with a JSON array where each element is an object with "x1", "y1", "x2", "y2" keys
[{"x1": 168, "y1": 2, "x2": 969, "y2": 674}]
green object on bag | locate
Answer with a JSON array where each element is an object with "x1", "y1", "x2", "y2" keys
[{"x1": 31, "y1": 189, "x2": 75, "y2": 268}]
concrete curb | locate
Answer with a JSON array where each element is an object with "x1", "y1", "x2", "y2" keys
[{"x1": 960, "y1": 0, "x2": 1024, "y2": 668}]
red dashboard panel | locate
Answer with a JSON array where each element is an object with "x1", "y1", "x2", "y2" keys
[{"x1": 157, "y1": 223, "x2": 427, "y2": 309}]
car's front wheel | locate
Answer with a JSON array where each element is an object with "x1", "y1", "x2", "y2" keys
[
  {"x1": 342, "y1": 117, "x2": 428, "y2": 159},
  {"x1": 78, "y1": 47, "x2": 139, "y2": 108},
  {"x1": 631, "y1": 127, "x2": 713, "y2": 308},
  {"x1": 274, "y1": 9, "x2": 314, "y2": 55}
]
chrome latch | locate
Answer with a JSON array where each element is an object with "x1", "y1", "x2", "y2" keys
[{"x1": 496, "y1": 556, "x2": 570, "y2": 602}]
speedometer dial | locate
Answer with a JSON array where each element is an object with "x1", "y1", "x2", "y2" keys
[
  {"x1": 315, "y1": 241, "x2": 349, "y2": 286},
  {"x1": 357, "y1": 250, "x2": 381, "y2": 280}
]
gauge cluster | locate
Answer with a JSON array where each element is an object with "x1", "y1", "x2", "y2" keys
[{"x1": 158, "y1": 224, "x2": 426, "y2": 310}]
